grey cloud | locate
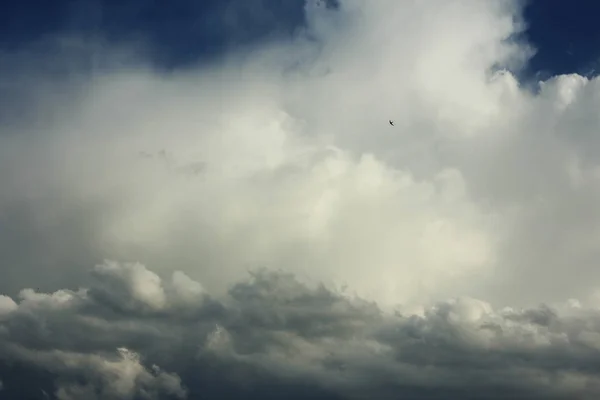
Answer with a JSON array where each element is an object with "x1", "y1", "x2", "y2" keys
[
  {"x1": 1, "y1": 261, "x2": 600, "y2": 399},
  {"x1": 1, "y1": 346, "x2": 187, "y2": 400}
]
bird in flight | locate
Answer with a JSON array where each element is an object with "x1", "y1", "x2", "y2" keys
[{"x1": 389, "y1": 120, "x2": 394, "y2": 126}]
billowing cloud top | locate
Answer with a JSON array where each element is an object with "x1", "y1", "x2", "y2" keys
[{"x1": 2, "y1": 0, "x2": 600, "y2": 398}]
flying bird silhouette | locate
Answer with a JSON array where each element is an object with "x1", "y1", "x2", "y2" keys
[{"x1": 389, "y1": 120, "x2": 394, "y2": 126}]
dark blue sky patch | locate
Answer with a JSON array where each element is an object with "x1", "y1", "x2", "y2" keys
[
  {"x1": 0, "y1": 0, "x2": 309, "y2": 69},
  {"x1": 0, "y1": 0, "x2": 598, "y2": 80},
  {"x1": 521, "y1": 0, "x2": 600, "y2": 81}
]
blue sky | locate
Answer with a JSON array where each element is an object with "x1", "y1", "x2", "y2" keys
[
  {"x1": 1, "y1": 0, "x2": 599, "y2": 78},
  {"x1": 522, "y1": 0, "x2": 600, "y2": 79}
]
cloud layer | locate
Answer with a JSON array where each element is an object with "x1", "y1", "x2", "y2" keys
[
  {"x1": 2, "y1": 0, "x2": 600, "y2": 397},
  {"x1": 2, "y1": 261, "x2": 600, "y2": 399}
]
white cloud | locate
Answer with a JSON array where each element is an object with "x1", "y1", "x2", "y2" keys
[
  {"x1": 91, "y1": 260, "x2": 168, "y2": 312},
  {"x1": 2, "y1": 0, "x2": 598, "y2": 311},
  {"x1": 0, "y1": 296, "x2": 17, "y2": 320},
  {"x1": 170, "y1": 270, "x2": 206, "y2": 307}
]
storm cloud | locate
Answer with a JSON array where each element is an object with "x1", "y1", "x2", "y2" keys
[{"x1": 1, "y1": 261, "x2": 600, "y2": 399}]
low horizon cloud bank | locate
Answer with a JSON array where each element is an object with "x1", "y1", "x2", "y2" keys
[
  {"x1": 2, "y1": 261, "x2": 600, "y2": 399},
  {"x1": 3, "y1": 0, "x2": 600, "y2": 397}
]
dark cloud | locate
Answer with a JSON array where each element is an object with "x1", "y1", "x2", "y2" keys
[{"x1": 1, "y1": 261, "x2": 600, "y2": 399}]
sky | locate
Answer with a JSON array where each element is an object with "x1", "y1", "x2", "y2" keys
[{"x1": 2, "y1": 0, "x2": 600, "y2": 399}]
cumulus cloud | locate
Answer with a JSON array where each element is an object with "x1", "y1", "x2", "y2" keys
[
  {"x1": 1, "y1": 262, "x2": 600, "y2": 399},
  {"x1": 0, "y1": 0, "x2": 523, "y2": 307},
  {"x1": 1, "y1": 345, "x2": 186, "y2": 400},
  {"x1": 2, "y1": 0, "x2": 600, "y2": 397}
]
